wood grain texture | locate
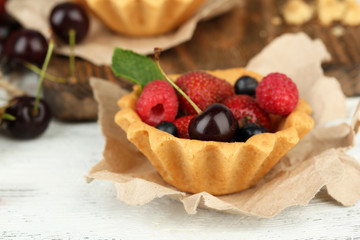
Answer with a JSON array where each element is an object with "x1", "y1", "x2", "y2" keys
[{"x1": 56, "y1": 0, "x2": 360, "y2": 97}]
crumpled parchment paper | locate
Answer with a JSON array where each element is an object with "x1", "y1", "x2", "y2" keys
[
  {"x1": 87, "y1": 32, "x2": 360, "y2": 217},
  {"x1": 6, "y1": 0, "x2": 242, "y2": 65}
]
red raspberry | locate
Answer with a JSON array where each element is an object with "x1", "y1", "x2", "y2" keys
[
  {"x1": 173, "y1": 115, "x2": 195, "y2": 139},
  {"x1": 255, "y1": 73, "x2": 299, "y2": 115},
  {"x1": 175, "y1": 71, "x2": 234, "y2": 115},
  {"x1": 136, "y1": 80, "x2": 178, "y2": 126},
  {"x1": 222, "y1": 95, "x2": 270, "y2": 130}
]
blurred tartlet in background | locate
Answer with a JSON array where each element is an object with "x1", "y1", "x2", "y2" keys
[{"x1": 74, "y1": 0, "x2": 207, "y2": 36}]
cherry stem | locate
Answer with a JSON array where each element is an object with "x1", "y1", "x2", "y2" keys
[
  {"x1": 69, "y1": 29, "x2": 76, "y2": 83},
  {"x1": 0, "y1": 101, "x2": 16, "y2": 121},
  {"x1": 33, "y1": 40, "x2": 54, "y2": 116},
  {"x1": 154, "y1": 48, "x2": 202, "y2": 115},
  {"x1": 1, "y1": 113, "x2": 15, "y2": 121},
  {"x1": 24, "y1": 62, "x2": 67, "y2": 83}
]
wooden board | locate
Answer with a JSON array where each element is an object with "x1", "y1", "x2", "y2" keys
[{"x1": 51, "y1": 0, "x2": 360, "y2": 96}]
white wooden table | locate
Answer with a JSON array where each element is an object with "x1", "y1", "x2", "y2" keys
[{"x1": 1, "y1": 75, "x2": 360, "y2": 239}]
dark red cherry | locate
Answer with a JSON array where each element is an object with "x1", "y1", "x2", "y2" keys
[
  {"x1": 4, "y1": 28, "x2": 48, "y2": 68},
  {"x1": 188, "y1": 103, "x2": 237, "y2": 142},
  {"x1": 0, "y1": 39, "x2": 4, "y2": 60},
  {"x1": 0, "y1": 14, "x2": 22, "y2": 62},
  {"x1": 1, "y1": 96, "x2": 52, "y2": 139},
  {"x1": 0, "y1": 14, "x2": 22, "y2": 41},
  {"x1": 49, "y1": 2, "x2": 89, "y2": 44},
  {"x1": 0, "y1": 0, "x2": 6, "y2": 16}
]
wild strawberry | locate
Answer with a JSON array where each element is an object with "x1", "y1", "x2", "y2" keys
[
  {"x1": 222, "y1": 95, "x2": 270, "y2": 130},
  {"x1": 256, "y1": 73, "x2": 299, "y2": 115},
  {"x1": 136, "y1": 80, "x2": 178, "y2": 126},
  {"x1": 175, "y1": 71, "x2": 234, "y2": 115},
  {"x1": 173, "y1": 115, "x2": 195, "y2": 139}
]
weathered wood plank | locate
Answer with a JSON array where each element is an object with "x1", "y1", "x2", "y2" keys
[{"x1": 48, "y1": 0, "x2": 360, "y2": 99}]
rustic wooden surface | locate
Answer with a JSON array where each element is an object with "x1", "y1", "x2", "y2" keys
[
  {"x1": 2, "y1": 1, "x2": 360, "y2": 237},
  {"x1": 56, "y1": 0, "x2": 360, "y2": 97}
]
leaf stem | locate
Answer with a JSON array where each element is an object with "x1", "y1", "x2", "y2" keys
[
  {"x1": 33, "y1": 40, "x2": 54, "y2": 115},
  {"x1": 154, "y1": 48, "x2": 202, "y2": 115}
]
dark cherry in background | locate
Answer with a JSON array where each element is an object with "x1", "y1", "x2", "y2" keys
[
  {"x1": 49, "y1": 2, "x2": 89, "y2": 44},
  {"x1": 1, "y1": 96, "x2": 52, "y2": 139},
  {"x1": 0, "y1": 0, "x2": 6, "y2": 16},
  {"x1": 4, "y1": 28, "x2": 48, "y2": 68},
  {"x1": 0, "y1": 39, "x2": 4, "y2": 59},
  {"x1": 0, "y1": 13, "x2": 22, "y2": 61},
  {"x1": 0, "y1": 13, "x2": 22, "y2": 41}
]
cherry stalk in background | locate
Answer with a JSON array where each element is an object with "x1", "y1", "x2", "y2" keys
[
  {"x1": 49, "y1": 2, "x2": 89, "y2": 44},
  {"x1": 49, "y1": 2, "x2": 90, "y2": 83}
]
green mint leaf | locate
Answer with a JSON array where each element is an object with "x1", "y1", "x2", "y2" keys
[{"x1": 111, "y1": 48, "x2": 164, "y2": 89}]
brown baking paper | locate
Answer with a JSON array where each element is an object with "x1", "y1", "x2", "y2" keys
[
  {"x1": 6, "y1": 0, "x2": 242, "y2": 66},
  {"x1": 87, "y1": 33, "x2": 360, "y2": 217}
]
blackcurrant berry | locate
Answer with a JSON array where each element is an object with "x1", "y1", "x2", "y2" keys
[
  {"x1": 4, "y1": 28, "x2": 48, "y2": 68},
  {"x1": 49, "y1": 2, "x2": 89, "y2": 44},
  {"x1": 188, "y1": 103, "x2": 237, "y2": 142},
  {"x1": 233, "y1": 123, "x2": 267, "y2": 142},
  {"x1": 234, "y1": 75, "x2": 258, "y2": 96},
  {"x1": 155, "y1": 121, "x2": 178, "y2": 137},
  {"x1": 1, "y1": 96, "x2": 52, "y2": 139}
]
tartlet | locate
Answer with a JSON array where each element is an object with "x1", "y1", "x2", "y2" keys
[
  {"x1": 81, "y1": 0, "x2": 206, "y2": 36},
  {"x1": 114, "y1": 68, "x2": 314, "y2": 195}
]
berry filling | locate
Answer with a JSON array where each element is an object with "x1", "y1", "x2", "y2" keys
[
  {"x1": 256, "y1": 73, "x2": 299, "y2": 115},
  {"x1": 111, "y1": 48, "x2": 301, "y2": 143},
  {"x1": 135, "y1": 80, "x2": 178, "y2": 126},
  {"x1": 149, "y1": 104, "x2": 164, "y2": 123}
]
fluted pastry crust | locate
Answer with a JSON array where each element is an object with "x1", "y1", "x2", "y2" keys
[
  {"x1": 115, "y1": 68, "x2": 314, "y2": 195},
  {"x1": 83, "y1": 0, "x2": 206, "y2": 36}
]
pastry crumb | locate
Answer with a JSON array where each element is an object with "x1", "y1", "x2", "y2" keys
[
  {"x1": 271, "y1": 16, "x2": 282, "y2": 26},
  {"x1": 332, "y1": 25, "x2": 345, "y2": 36},
  {"x1": 317, "y1": 0, "x2": 347, "y2": 25},
  {"x1": 259, "y1": 30, "x2": 267, "y2": 38},
  {"x1": 281, "y1": 0, "x2": 360, "y2": 26},
  {"x1": 282, "y1": 0, "x2": 314, "y2": 25},
  {"x1": 342, "y1": 0, "x2": 360, "y2": 25}
]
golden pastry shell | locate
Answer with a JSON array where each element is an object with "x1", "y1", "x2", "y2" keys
[
  {"x1": 115, "y1": 68, "x2": 314, "y2": 195},
  {"x1": 81, "y1": 0, "x2": 207, "y2": 36}
]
